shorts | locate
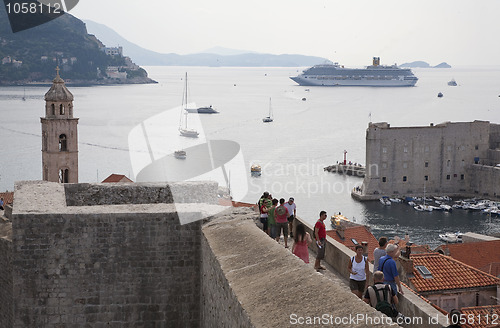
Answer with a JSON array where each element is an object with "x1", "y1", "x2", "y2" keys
[
  {"x1": 276, "y1": 222, "x2": 288, "y2": 238},
  {"x1": 269, "y1": 224, "x2": 277, "y2": 238},
  {"x1": 260, "y1": 217, "x2": 268, "y2": 231},
  {"x1": 316, "y1": 238, "x2": 326, "y2": 260},
  {"x1": 287, "y1": 215, "x2": 295, "y2": 223},
  {"x1": 349, "y1": 279, "x2": 366, "y2": 292}
]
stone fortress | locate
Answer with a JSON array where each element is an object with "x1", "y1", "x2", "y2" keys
[{"x1": 355, "y1": 121, "x2": 500, "y2": 200}]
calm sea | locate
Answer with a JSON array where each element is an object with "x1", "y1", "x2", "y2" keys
[{"x1": 1, "y1": 65, "x2": 499, "y2": 247}]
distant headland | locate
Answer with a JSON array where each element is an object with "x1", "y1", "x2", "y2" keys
[
  {"x1": 83, "y1": 20, "x2": 329, "y2": 68},
  {"x1": 400, "y1": 61, "x2": 451, "y2": 68}
]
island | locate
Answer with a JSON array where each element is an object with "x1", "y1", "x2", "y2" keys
[{"x1": 399, "y1": 61, "x2": 451, "y2": 68}]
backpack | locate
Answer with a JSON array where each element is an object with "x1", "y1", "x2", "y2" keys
[{"x1": 372, "y1": 285, "x2": 397, "y2": 317}]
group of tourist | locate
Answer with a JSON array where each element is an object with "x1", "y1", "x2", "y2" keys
[
  {"x1": 257, "y1": 196, "x2": 462, "y2": 324},
  {"x1": 257, "y1": 193, "x2": 328, "y2": 271},
  {"x1": 257, "y1": 192, "x2": 296, "y2": 248},
  {"x1": 352, "y1": 237, "x2": 461, "y2": 327}
]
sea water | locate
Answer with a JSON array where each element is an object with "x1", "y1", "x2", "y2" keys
[{"x1": 0, "y1": 65, "x2": 499, "y2": 247}]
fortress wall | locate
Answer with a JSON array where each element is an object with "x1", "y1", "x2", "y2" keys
[
  {"x1": 467, "y1": 164, "x2": 500, "y2": 199},
  {"x1": 0, "y1": 237, "x2": 13, "y2": 328},
  {"x1": 362, "y1": 121, "x2": 492, "y2": 198},
  {"x1": 12, "y1": 212, "x2": 202, "y2": 328},
  {"x1": 9, "y1": 180, "x2": 224, "y2": 328},
  {"x1": 202, "y1": 209, "x2": 395, "y2": 328},
  {"x1": 200, "y1": 226, "x2": 253, "y2": 328}
]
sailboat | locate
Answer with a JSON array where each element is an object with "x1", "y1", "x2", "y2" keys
[
  {"x1": 179, "y1": 73, "x2": 199, "y2": 138},
  {"x1": 262, "y1": 98, "x2": 273, "y2": 123}
]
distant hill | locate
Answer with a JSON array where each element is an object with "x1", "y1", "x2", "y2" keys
[
  {"x1": 400, "y1": 61, "x2": 451, "y2": 68},
  {"x1": 84, "y1": 20, "x2": 328, "y2": 67},
  {"x1": 0, "y1": 8, "x2": 155, "y2": 85}
]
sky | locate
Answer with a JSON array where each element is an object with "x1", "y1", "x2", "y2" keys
[{"x1": 69, "y1": 0, "x2": 500, "y2": 67}]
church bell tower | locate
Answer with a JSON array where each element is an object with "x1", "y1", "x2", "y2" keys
[{"x1": 41, "y1": 67, "x2": 79, "y2": 183}]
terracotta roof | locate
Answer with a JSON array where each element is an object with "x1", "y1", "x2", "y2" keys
[
  {"x1": 101, "y1": 174, "x2": 133, "y2": 183},
  {"x1": 0, "y1": 192, "x2": 14, "y2": 205},
  {"x1": 435, "y1": 240, "x2": 500, "y2": 275},
  {"x1": 218, "y1": 199, "x2": 258, "y2": 209},
  {"x1": 460, "y1": 305, "x2": 500, "y2": 328},
  {"x1": 326, "y1": 225, "x2": 378, "y2": 262},
  {"x1": 409, "y1": 253, "x2": 500, "y2": 293}
]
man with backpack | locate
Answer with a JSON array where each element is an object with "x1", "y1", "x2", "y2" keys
[{"x1": 363, "y1": 271, "x2": 399, "y2": 318}]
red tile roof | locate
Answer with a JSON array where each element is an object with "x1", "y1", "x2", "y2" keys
[
  {"x1": 435, "y1": 240, "x2": 500, "y2": 275},
  {"x1": 101, "y1": 174, "x2": 133, "y2": 183},
  {"x1": 401, "y1": 282, "x2": 449, "y2": 315},
  {"x1": 218, "y1": 199, "x2": 258, "y2": 209},
  {"x1": 0, "y1": 192, "x2": 14, "y2": 205},
  {"x1": 326, "y1": 225, "x2": 378, "y2": 262},
  {"x1": 409, "y1": 253, "x2": 500, "y2": 293},
  {"x1": 460, "y1": 305, "x2": 500, "y2": 328}
]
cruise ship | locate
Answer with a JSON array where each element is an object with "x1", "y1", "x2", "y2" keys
[{"x1": 290, "y1": 57, "x2": 418, "y2": 87}]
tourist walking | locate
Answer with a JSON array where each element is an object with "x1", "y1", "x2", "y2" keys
[
  {"x1": 373, "y1": 236, "x2": 388, "y2": 271},
  {"x1": 377, "y1": 244, "x2": 404, "y2": 295},
  {"x1": 348, "y1": 245, "x2": 369, "y2": 298},
  {"x1": 292, "y1": 223, "x2": 312, "y2": 263},
  {"x1": 267, "y1": 198, "x2": 278, "y2": 238},
  {"x1": 314, "y1": 211, "x2": 327, "y2": 271},
  {"x1": 284, "y1": 197, "x2": 296, "y2": 238},
  {"x1": 259, "y1": 198, "x2": 269, "y2": 233},
  {"x1": 363, "y1": 270, "x2": 399, "y2": 318},
  {"x1": 446, "y1": 309, "x2": 462, "y2": 328},
  {"x1": 0, "y1": 197, "x2": 4, "y2": 211},
  {"x1": 275, "y1": 198, "x2": 290, "y2": 248}
]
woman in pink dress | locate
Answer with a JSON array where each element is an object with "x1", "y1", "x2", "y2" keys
[{"x1": 292, "y1": 224, "x2": 312, "y2": 263}]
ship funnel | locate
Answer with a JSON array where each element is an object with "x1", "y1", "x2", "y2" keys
[{"x1": 373, "y1": 57, "x2": 380, "y2": 66}]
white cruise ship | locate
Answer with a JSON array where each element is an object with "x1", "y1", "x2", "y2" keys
[{"x1": 290, "y1": 57, "x2": 418, "y2": 87}]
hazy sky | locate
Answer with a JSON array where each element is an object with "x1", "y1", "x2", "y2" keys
[{"x1": 70, "y1": 0, "x2": 500, "y2": 66}]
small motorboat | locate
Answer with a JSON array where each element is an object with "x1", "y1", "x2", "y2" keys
[
  {"x1": 439, "y1": 232, "x2": 463, "y2": 243},
  {"x1": 439, "y1": 204, "x2": 452, "y2": 211},
  {"x1": 250, "y1": 164, "x2": 262, "y2": 176},
  {"x1": 447, "y1": 79, "x2": 457, "y2": 86},
  {"x1": 437, "y1": 92, "x2": 443, "y2": 98},
  {"x1": 331, "y1": 213, "x2": 350, "y2": 226},
  {"x1": 414, "y1": 204, "x2": 433, "y2": 212},
  {"x1": 174, "y1": 150, "x2": 186, "y2": 159},
  {"x1": 380, "y1": 197, "x2": 391, "y2": 206},
  {"x1": 186, "y1": 105, "x2": 219, "y2": 114}
]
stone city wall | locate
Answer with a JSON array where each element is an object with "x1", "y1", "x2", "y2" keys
[
  {"x1": 200, "y1": 225, "x2": 253, "y2": 328},
  {"x1": 0, "y1": 237, "x2": 13, "y2": 328},
  {"x1": 12, "y1": 212, "x2": 202, "y2": 328},
  {"x1": 467, "y1": 164, "x2": 500, "y2": 199}
]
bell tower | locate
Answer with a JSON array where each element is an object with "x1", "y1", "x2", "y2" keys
[{"x1": 41, "y1": 67, "x2": 79, "y2": 183}]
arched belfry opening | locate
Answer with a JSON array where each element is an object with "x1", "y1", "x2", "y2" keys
[{"x1": 41, "y1": 67, "x2": 79, "y2": 183}]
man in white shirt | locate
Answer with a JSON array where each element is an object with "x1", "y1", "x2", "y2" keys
[{"x1": 284, "y1": 197, "x2": 296, "y2": 237}]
